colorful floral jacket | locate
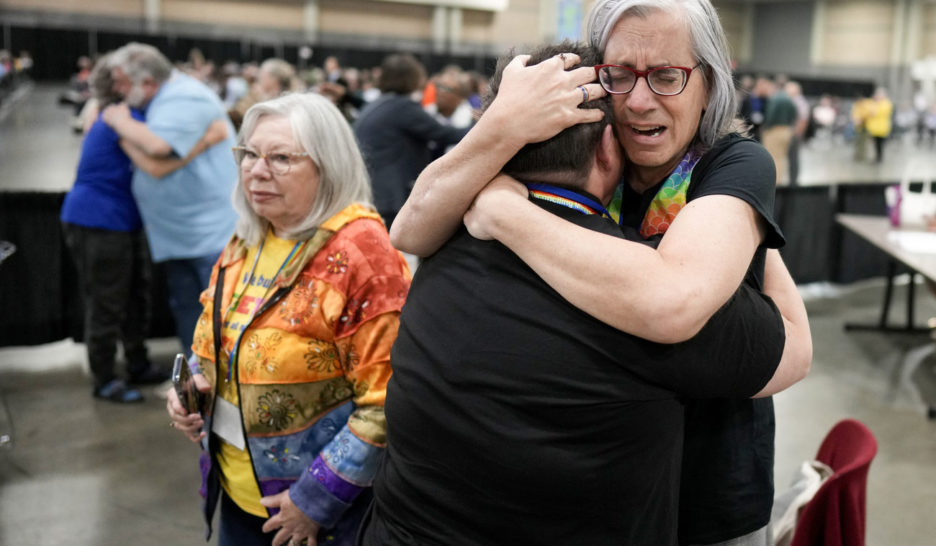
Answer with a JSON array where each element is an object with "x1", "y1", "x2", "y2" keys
[{"x1": 190, "y1": 203, "x2": 410, "y2": 534}]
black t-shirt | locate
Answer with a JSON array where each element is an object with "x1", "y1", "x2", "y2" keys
[
  {"x1": 362, "y1": 196, "x2": 784, "y2": 545},
  {"x1": 618, "y1": 134, "x2": 785, "y2": 543},
  {"x1": 618, "y1": 134, "x2": 783, "y2": 290}
]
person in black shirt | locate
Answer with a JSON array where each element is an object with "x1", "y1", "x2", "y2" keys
[
  {"x1": 390, "y1": 3, "x2": 813, "y2": 544},
  {"x1": 353, "y1": 54, "x2": 470, "y2": 229},
  {"x1": 359, "y1": 43, "x2": 810, "y2": 546}
]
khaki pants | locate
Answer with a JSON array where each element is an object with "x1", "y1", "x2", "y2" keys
[{"x1": 762, "y1": 125, "x2": 793, "y2": 185}]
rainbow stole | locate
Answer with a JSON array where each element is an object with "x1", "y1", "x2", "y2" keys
[
  {"x1": 607, "y1": 149, "x2": 702, "y2": 237},
  {"x1": 639, "y1": 150, "x2": 702, "y2": 237}
]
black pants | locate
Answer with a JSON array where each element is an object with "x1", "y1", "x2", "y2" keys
[
  {"x1": 217, "y1": 489, "x2": 373, "y2": 546},
  {"x1": 62, "y1": 223, "x2": 152, "y2": 387},
  {"x1": 217, "y1": 492, "x2": 277, "y2": 546},
  {"x1": 874, "y1": 136, "x2": 886, "y2": 163}
]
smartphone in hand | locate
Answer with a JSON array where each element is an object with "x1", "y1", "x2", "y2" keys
[{"x1": 171, "y1": 353, "x2": 203, "y2": 414}]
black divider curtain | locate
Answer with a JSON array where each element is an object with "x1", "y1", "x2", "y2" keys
[
  {"x1": 0, "y1": 192, "x2": 78, "y2": 346},
  {"x1": 834, "y1": 183, "x2": 896, "y2": 284},
  {"x1": 0, "y1": 191, "x2": 174, "y2": 347},
  {"x1": 776, "y1": 185, "x2": 837, "y2": 284},
  {"x1": 774, "y1": 183, "x2": 894, "y2": 285},
  {"x1": 7, "y1": 25, "x2": 498, "y2": 83},
  {"x1": 0, "y1": 183, "x2": 906, "y2": 347}
]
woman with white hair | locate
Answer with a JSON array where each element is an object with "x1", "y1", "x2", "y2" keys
[
  {"x1": 166, "y1": 93, "x2": 410, "y2": 546},
  {"x1": 390, "y1": 1, "x2": 809, "y2": 544}
]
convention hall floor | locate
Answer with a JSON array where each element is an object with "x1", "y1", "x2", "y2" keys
[{"x1": 2, "y1": 84, "x2": 936, "y2": 545}]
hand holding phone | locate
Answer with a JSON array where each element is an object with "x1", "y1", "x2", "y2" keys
[{"x1": 171, "y1": 353, "x2": 204, "y2": 414}]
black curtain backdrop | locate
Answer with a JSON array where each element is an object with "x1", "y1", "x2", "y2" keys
[
  {"x1": 6, "y1": 25, "x2": 498, "y2": 82},
  {"x1": 776, "y1": 182, "x2": 899, "y2": 285},
  {"x1": 775, "y1": 185, "x2": 838, "y2": 284},
  {"x1": 834, "y1": 182, "x2": 899, "y2": 284},
  {"x1": 0, "y1": 192, "x2": 78, "y2": 345},
  {"x1": 0, "y1": 182, "x2": 904, "y2": 347},
  {"x1": 0, "y1": 192, "x2": 175, "y2": 347}
]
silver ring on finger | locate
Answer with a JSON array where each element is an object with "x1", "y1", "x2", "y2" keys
[{"x1": 578, "y1": 85, "x2": 589, "y2": 105}]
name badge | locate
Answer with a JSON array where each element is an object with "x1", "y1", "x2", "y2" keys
[{"x1": 212, "y1": 397, "x2": 246, "y2": 450}]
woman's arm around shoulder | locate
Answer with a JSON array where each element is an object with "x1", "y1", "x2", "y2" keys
[
  {"x1": 103, "y1": 102, "x2": 173, "y2": 158},
  {"x1": 119, "y1": 118, "x2": 228, "y2": 179},
  {"x1": 466, "y1": 177, "x2": 767, "y2": 343}
]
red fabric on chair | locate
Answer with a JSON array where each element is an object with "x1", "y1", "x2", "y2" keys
[{"x1": 790, "y1": 419, "x2": 878, "y2": 546}]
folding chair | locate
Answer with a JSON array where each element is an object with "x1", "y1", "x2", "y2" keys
[{"x1": 790, "y1": 419, "x2": 878, "y2": 546}]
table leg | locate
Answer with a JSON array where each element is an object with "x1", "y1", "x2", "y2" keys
[
  {"x1": 845, "y1": 260, "x2": 930, "y2": 333},
  {"x1": 881, "y1": 260, "x2": 896, "y2": 328}
]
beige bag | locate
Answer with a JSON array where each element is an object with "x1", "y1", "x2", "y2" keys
[
  {"x1": 898, "y1": 163, "x2": 936, "y2": 228},
  {"x1": 770, "y1": 460, "x2": 834, "y2": 546}
]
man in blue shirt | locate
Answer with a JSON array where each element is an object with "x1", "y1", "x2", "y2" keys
[{"x1": 104, "y1": 42, "x2": 238, "y2": 358}]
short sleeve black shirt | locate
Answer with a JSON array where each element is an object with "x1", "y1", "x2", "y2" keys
[
  {"x1": 362, "y1": 195, "x2": 784, "y2": 545},
  {"x1": 618, "y1": 135, "x2": 785, "y2": 543}
]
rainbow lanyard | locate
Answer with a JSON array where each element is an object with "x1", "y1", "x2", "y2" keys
[
  {"x1": 224, "y1": 236, "x2": 304, "y2": 383},
  {"x1": 526, "y1": 183, "x2": 619, "y2": 225}
]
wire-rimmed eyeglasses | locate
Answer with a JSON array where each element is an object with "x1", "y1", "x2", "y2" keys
[
  {"x1": 594, "y1": 63, "x2": 702, "y2": 96},
  {"x1": 232, "y1": 146, "x2": 310, "y2": 175}
]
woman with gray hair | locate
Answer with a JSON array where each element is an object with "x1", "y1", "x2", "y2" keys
[
  {"x1": 166, "y1": 93, "x2": 410, "y2": 546},
  {"x1": 390, "y1": 1, "x2": 805, "y2": 544}
]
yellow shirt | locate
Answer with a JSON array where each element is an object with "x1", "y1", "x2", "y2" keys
[
  {"x1": 866, "y1": 98, "x2": 893, "y2": 138},
  {"x1": 216, "y1": 230, "x2": 299, "y2": 518}
]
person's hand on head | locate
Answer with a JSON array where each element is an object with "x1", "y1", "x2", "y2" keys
[
  {"x1": 165, "y1": 373, "x2": 209, "y2": 443},
  {"x1": 483, "y1": 52, "x2": 607, "y2": 147},
  {"x1": 261, "y1": 490, "x2": 321, "y2": 546},
  {"x1": 101, "y1": 102, "x2": 132, "y2": 127},
  {"x1": 463, "y1": 174, "x2": 529, "y2": 240}
]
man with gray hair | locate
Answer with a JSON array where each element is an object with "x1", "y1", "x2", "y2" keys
[{"x1": 103, "y1": 42, "x2": 238, "y2": 361}]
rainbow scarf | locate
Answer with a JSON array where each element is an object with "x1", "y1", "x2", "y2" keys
[{"x1": 607, "y1": 149, "x2": 702, "y2": 237}]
